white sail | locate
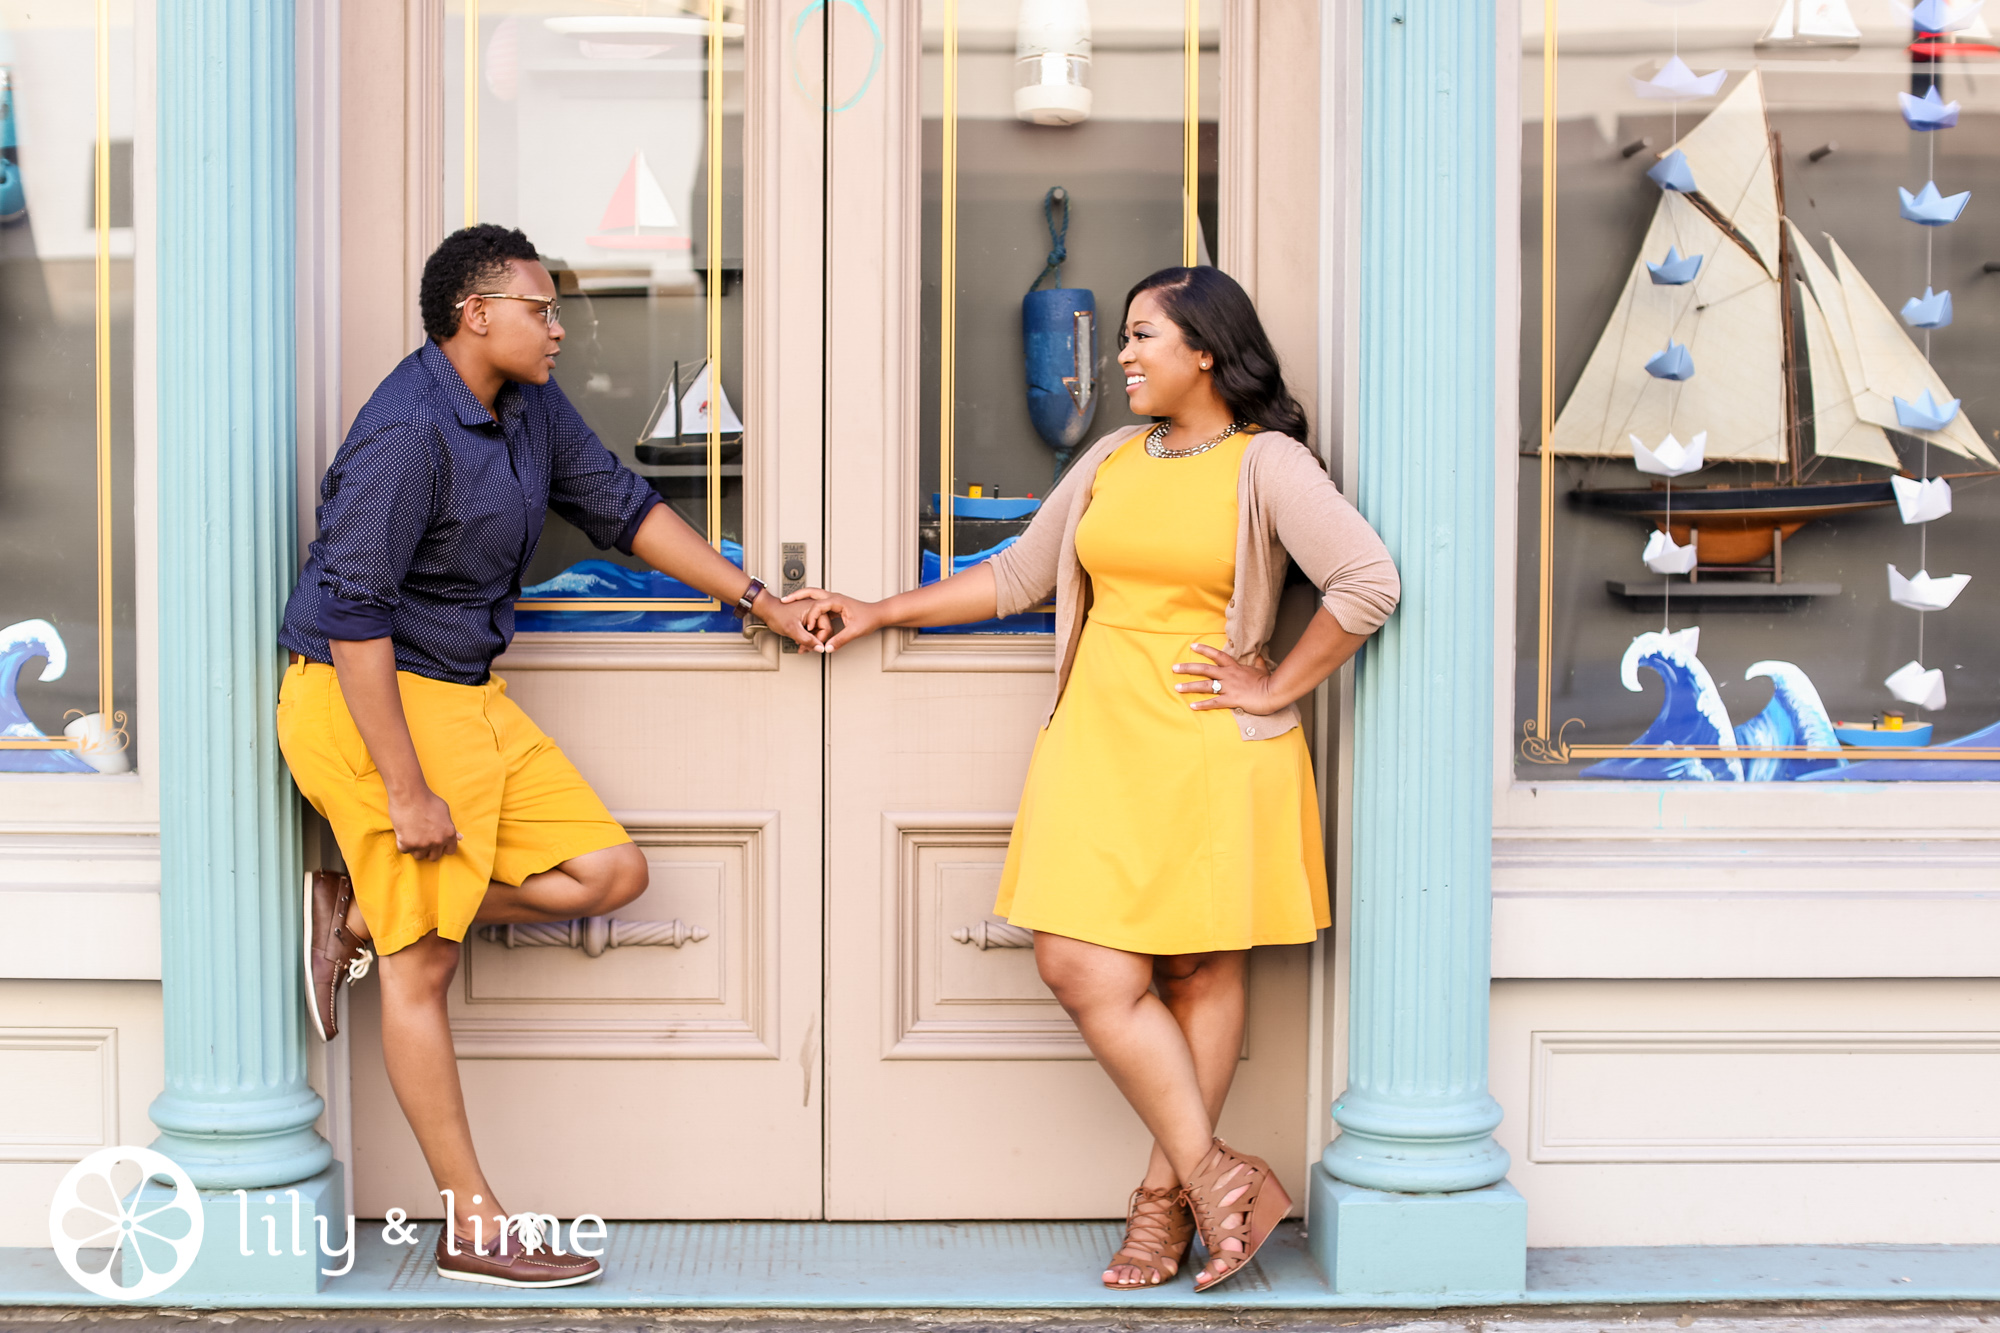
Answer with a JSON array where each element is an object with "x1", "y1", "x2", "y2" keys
[
  {"x1": 633, "y1": 153, "x2": 677, "y2": 229},
  {"x1": 1549, "y1": 191, "x2": 1786, "y2": 461},
  {"x1": 1670, "y1": 71, "x2": 1781, "y2": 275},
  {"x1": 1759, "y1": 0, "x2": 1863, "y2": 45},
  {"x1": 1822, "y1": 233, "x2": 1994, "y2": 463},
  {"x1": 1793, "y1": 275, "x2": 1899, "y2": 467}
]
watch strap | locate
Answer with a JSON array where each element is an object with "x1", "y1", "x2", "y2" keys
[{"x1": 734, "y1": 577, "x2": 766, "y2": 617}]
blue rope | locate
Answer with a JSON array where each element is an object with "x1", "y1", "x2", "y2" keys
[{"x1": 1029, "y1": 187, "x2": 1069, "y2": 292}]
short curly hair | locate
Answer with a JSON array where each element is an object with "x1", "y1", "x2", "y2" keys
[{"x1": 419, "y1": 224, "x2": 542, "y2": 342}]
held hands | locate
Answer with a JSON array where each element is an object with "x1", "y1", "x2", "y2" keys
[
  {"x1": 1173, "y1": 644, "x2": 1286, "y2": 716},
  {"x1": 388, "y1": 785, "x2": 461, "y2": 861},
  {"x1": 779, "y1": 587, "x2": 887, "y2": 652},
  {"x1": 751, "y1": 589, "x2": 834, "y2": 653}
]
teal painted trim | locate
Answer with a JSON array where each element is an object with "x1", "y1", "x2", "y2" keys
[
  {"x1": 1309, "y1": 1165, "x2": 1526, "y2": 1296},
  {"x1": 6, "y1": 1227, "x2": 2000, "y2": 1309},
  {"x1": 1329, "y1": 0, "x2": 1510, "y2": 1197},
  {"x1": 151, "y1": 0, "x2": 329, "y2": 1189},
  {"x1": 123, "y1": 1168, "x2": 343, "y2": 1298}
]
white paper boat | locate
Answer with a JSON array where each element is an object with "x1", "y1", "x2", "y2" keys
[
  {"x1": 1643, "y1": 530, "x2": 1699, "y2": 574},
  {"x1": 1885, "y1": 660, "x2": 1946, "y2": 710},
  {"x1": 1887, "y1": 564, "x2": 1970, "y2": 611},
  {"x1": 1890, "y1": 474, "x2": 1952, "y2": 524},
  {"x1": 1630, "y1": 56, "x2": 1727, "y2": 100},
  {"x1": 1631, "y1": 431, "x2": 1707, "y2": 477}
]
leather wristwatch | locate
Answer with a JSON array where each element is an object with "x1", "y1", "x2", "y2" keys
[{"x1": 734, "y1": 577, "x2": 767, "y2": 618}]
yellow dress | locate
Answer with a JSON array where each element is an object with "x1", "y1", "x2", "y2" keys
[{"x1": 993, "y1": 431, "x2": 1330, "y2": 956}]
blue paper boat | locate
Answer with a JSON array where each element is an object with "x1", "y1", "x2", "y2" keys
[
  {"x1": 930, "y1": 493, "x2": 1042, "y2": 520},
  {"x1": 1899, "y1": 86, "x2": 1960, "y2": 131},
  {"x1": 1901, "y1": 287, "x2": 1953, "y2": 329},
  {"x1": 1646, "y1": 246, "x2": 1703, "y2": 285},
  {"x1": 1833, "y1": 719, "x2": 1933, "y2": 748},
  {"x1": 1898, "y1": 181, "x2": 1969, "y2": 226},
  {"x1": 1644, "y1": 342, "x2": 1695, "y2": 381},
  {"x1": 1894, "y1": 389, "x2": 1960, "y2": 431},
  {"x1": 1646, "y1": 149, "x2": 1696, "y2": 193}
]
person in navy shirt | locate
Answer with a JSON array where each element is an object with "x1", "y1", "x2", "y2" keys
[{"x1": 276, "y1": 225, "x2": 827, "y2": 1287}]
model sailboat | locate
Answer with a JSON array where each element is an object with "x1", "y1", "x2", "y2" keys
[
  {"x1": 589, "y1": 151, "x2": 683, "y2": 251},
  {"x1": 1552, "y1": 72, "x2": 1994, "y2": 571}
]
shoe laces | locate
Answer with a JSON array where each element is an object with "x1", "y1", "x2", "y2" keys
[
  {"x1": 346, "y1": 946, "x2": 375, "y2": 983},
  {"x1": 504, "y1": 1214, "x2": 549, "y2": 1255}
]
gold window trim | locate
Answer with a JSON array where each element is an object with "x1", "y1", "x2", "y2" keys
[
  {"x1": 457, "y1": 0, "x2": 732, "y2": 615},
  {"x1": 1518, "y1": 1, "x2": 2000, "y2": 767}
]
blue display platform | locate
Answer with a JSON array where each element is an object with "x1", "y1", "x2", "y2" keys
[{"x1": 5, "y1": 1222, "x2": 2000, "y2": 1310}]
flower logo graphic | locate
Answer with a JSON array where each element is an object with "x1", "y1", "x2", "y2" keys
[{"x1": 48, "y1": 1146, "x2": 204, "y2": 1300}]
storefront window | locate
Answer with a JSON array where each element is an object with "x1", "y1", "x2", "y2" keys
[
  {"x1": 0, "y1": 1, "x2": 136, "y2": 774},
  {"x1": 919, "y1": 0, "x2": 1217, "y2": 634},
  {"x1": 447, "y1": 1, "x2": 746, "y2": 632},
  {"x1": 1519, "y1": 0, "x2": 2000, "y2": 780}
]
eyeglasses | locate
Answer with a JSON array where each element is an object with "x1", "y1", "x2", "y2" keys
[{"x1": 454, "y1": 292, "x2": 562, "y2": 327}]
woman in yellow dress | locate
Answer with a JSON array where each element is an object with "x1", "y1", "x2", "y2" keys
[{"x1": 795, "y1": 267, "x2": 1399, "y2": 1292}]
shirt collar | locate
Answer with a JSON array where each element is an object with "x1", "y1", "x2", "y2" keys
[{"x1": 421, "y1": 340, "x2": 509, "y2": 429}]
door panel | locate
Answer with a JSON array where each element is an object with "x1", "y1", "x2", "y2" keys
[
  {"x1": 821, "y1": 1, "x2": 1310, "y2": 1219},
  {"x1": 348, "y1": 0, "x2": 828, "y2": 1222}
]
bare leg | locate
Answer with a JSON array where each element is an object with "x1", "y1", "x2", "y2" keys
[
  {"x1": 360, "y1": 842, "x2": 649, "y2": 1243},
  {"x1": 1106, "y1": 949, "x2": 1249, "y2": 1285}
]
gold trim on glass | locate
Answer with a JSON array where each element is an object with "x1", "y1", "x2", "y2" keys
[
  {"x1": 934, "y1": 2, "x2": 1201, "y2": 581},
  {"x1": 94, "y1": 0, "x2": 116, "y2": 733},
  {"x1": 457, "y1": 1, "x2": 731, "y2": 617},
  {"x1": 1518, "y1": 5, "x2": 1984, "y2": 767}
]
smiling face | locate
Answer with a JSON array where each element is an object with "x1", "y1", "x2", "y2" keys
[
  {"x1": 456, "y1": 259, "x2": 566, "y2": 386},
  {"x1": 1118, "y1": 288, "x2": 1211, "y2": 419}
]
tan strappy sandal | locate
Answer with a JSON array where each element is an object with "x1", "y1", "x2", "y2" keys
[
  {"x1": 1180, "y1": 1138, "x2": 1291, "y2": 1293},
  {"x1": 1103, "y1": 1185, "x2": 1195, "y2": 1288}
]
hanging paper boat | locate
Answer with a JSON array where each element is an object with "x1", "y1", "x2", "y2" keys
[
  {"x1": 1896, "y1": 0, "x2": 1985, "y2": 30},
  {"x1": 1899, "y1": 86, "x2": 1960, "y2": 130},
  {"x1": 1885, "y1": 660, "x2": 1947, "y2": 710},
  {"x1": 1898, "y1": 181, "x2": 1970, "y2": 226},
  {"x1": 1631, "y1": 430, "x2": 1706, "y2": 476},
  {"x1": 1891, "y1": 474, "x2": 1953, "y2": 523},
  {"x1": 589, "y1": 151, "x2": 685, "y2": 250},
  {"x1": 1901, "y1": 287, "x2": 1953, "y2": 329},
  {"x1": 1644, "y1": 342, "x2": 1695, "y2": 381},
  {"x1": 1646, "y1": 246, "x2": 1703, "y2": 285},
  {"x1": 1630, "y1": 56, "x2": 1727, "y2": 100},
  {"x1": 1647, "y1": 149, "x2": 1697, "y2": 193},
  {"x1": 1888, "y1": 564, "x2": 1970, "y2": 611},
  {"x1": 1022, "y1": 188, "x2": 1098, "y2": 479},
  {"x1": 1757, "y1": 0, "x2": 1863, "y2": 49},
  {"x1": 1643, "y1": 529, "x2": 1699, "y2": 574},
  {"x1": 1894, "y1": 389, "x2": 1959, "y2": 431}
]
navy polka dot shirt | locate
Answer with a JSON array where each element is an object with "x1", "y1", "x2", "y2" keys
[{"x1": 279, "y1": 341, "x2": 662, "y2": 684}]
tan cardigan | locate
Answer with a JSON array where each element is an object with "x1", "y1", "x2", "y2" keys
[{"x1": 987, "y1": 424, "x2": 1401, "y2": 742}]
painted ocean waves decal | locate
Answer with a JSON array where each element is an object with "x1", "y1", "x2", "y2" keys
[
  {"x1": 1582, "y1": 625, "x2": 2000, "y2": 781},
  {"x1": 0, "y1": 619, "x2": 94, "y2": 773}
]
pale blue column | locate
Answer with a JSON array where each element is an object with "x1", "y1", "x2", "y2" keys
[
  {"x1": 1308, "y1": 0, "x2": 1526, "y2": 1297},
  {"x1": 149, "y1": 0, "x2": 332, "y2": 1196}
]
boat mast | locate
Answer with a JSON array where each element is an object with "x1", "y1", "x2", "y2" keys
[{"x1": 1770, "y1": 128, "x2": 1804, "y2": 485}]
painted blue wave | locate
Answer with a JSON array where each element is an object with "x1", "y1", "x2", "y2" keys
[
  {"x1": 919, "y1": 536, "x2": 1055, "y2": 636},
  {"x1": 1731, "y1": 660, "x2": 1846, "y2": 782},
  {"x1": 0, "y1": 618, "x2": 94, "y2": 773},
  {"x1": 515, "y1": 541, "x2": 745, "y2": 633},
  {"x1": 1581, "y1": 627, "x2": 1743, "y2": 781},
  {"x1": 1798, "y1": 717, "x2": 2000, "y2": 781}
]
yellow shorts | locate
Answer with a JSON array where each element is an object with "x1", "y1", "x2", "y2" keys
[{"x1": 276, "y1": 661, "x2": 630, "y2": 955}]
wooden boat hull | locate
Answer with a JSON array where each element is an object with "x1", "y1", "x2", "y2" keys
[{"x1": 1573, "y1": 480, "x2": 1895, "y2": 564}]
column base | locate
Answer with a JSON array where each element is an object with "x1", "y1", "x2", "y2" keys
[
  {"x1": 125, "y1": 1163, "x2": 347, "y2": 1299},
  {"x1": 1307, "y1": 1163, "x2": 1526, "y2": 1298}
]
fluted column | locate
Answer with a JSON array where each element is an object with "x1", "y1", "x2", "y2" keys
[
  {"x1": 149, "y1": 0, "x2": 331, "y2": 1191},
  {"x1": 1308, "y1": 0, "x2": 1524, "y2": 1297}
]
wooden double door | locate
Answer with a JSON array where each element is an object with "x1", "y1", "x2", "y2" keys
[{"x1": 345, "y1": 0, "x2": 1313, "y2": 1222}]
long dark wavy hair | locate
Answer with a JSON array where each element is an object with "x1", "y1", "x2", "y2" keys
[{"x1": 1120, "y1": 266, "x2": 1312, "y2": 449}]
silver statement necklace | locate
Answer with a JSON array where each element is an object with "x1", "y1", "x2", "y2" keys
[{"x1": 1145, "y1": 420, "x2": 1245, "y2": 460}]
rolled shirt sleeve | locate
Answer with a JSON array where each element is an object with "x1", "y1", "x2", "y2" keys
[
  {"x1": 314, "y1": 423, "x2": 441, "y2": 641},
  {"x1": 542, "y1": 380, "x2": 663, "y2": 555}
]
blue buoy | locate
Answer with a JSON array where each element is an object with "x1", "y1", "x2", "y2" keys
[{"x1": 1021, "y1": 188, "x2": 1098, "y2": 479}]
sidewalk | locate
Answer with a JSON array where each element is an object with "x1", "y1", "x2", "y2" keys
[{"x1": 5, "y1": 1222, "x2": 2000, "y2": 1313}]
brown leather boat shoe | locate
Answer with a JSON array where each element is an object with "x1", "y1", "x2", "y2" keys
[
  {"x1": 434, "y1": 1216, "x2": 604, "y2": 1288},
  {"x1": 303, "y1": 870, "x2": 373, "y2": 1042}
]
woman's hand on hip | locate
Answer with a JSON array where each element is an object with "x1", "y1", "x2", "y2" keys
[{"x1": 1172, "y1": 644, "x2": 1284, "y2": 716}]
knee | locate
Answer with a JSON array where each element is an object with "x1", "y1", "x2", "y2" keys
[
  {"x1": 1153, "y1": 952, "x2": 1237, "y2": 1005},
  {"x1": 380, "y1": 932, "x2": 459, "y2": 998},
  {"x1": 595, "y1": 843, "x2": 649, "y2": 914}
]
